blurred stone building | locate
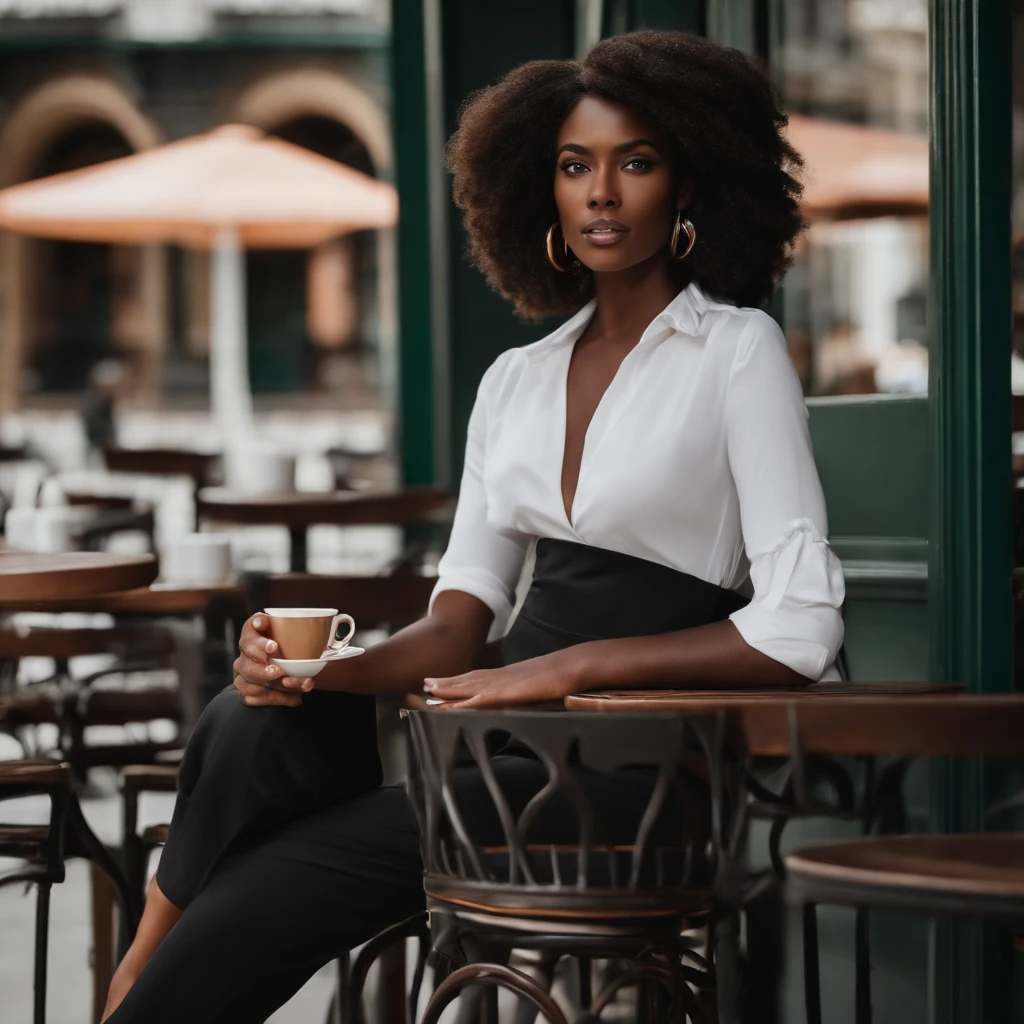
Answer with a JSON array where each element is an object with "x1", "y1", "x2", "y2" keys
[{"x1": 0, "y1": 0, "x2": 393, "y2": 412}]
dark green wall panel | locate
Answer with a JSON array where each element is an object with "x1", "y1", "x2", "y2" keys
[
  {"x1": 439, "y1": 0, "x2": 575, "y2": 480},
  {"x1": 392, "y1": 0, "x2": 436, "y2": 484}
]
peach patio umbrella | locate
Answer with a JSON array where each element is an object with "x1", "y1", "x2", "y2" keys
[
  {"x1": 786, "y1": 114, "x2": 928, "y2": 221},
  {"x1": 0, "y1": 124, "x2": 398, "y2": 470}
]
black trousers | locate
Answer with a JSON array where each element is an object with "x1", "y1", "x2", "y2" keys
[{"x1": 108, "y1": 540, "x2": 743, "y2": 1023}]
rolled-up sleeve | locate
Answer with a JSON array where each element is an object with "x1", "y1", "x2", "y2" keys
[
  {"x1": 428, "y1": 354, "x2": 530, "y2": 640},
  {"x1": 724, "y1": 313, "x2": 846, "y2": 680}
]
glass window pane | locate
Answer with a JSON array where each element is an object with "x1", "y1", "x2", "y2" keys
[{"x1": 775, "y1": 0, "x2": 929, "y2": 396}]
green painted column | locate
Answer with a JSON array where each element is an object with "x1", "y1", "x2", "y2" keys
[
  {"x1": 602, "y1": 0, "x2": 704, "y2": 35},
  {"x1": 439, "y1": 0, "x2": 577, "y2": 480},
  {"x1": 705, "y1": 0, "x2": 757, "y2": 53},
  {"x1": 391, "y1": 0, "x2": 436, "y2": 485},
  {"x1": 928, "y1": 1, "x2": 1014, "y2": 1021}
]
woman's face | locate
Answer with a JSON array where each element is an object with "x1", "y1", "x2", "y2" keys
[{"x1": 553, "y1": 95, "x2": 687, "y2": 275}]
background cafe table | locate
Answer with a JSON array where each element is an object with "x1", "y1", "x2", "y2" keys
[
  {"x1": 19, "y1": 579, "x2": 247, "y2": 617},
  {"x1": 566, "y1": 685, "x2": 1024, "y2": 1024},
  {"x1": 195, "y1": 485, "x2": 453, "y2": 572},
  {"x1": 0, "y1": 550, "x2": 158, "y2": 605}
]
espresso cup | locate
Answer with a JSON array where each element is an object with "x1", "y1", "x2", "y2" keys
[{"x1": 263, "y1": 608, "x2": 356, "y2": 660}]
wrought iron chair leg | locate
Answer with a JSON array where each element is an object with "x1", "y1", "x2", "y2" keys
[
  {"x1": 712, "y1": 910, "x2": 742, "y2": 1024},
  {"x1": 408, "y1": 933, "x2": 430, "y2": 1024},
  {"x1": 576, "y1": 957, "x2": 592, "y2": 1011},
  {"x1": 855, "y1": 908, "x2": 872, "y2": 1024},
  {"x1": 34, "y1": 882, "x2": 51, "y2": 1024},
  {"x1": 802, "y1": 903, "x2": 822, "y2": 1024},
  {"x1": 582, "y1": 962, "x2": 702, "y2": 1024},
  {"x1": 513, "y1": 954, "x2": 558, "y2": 1024},
  {"x1": 420, "y1": 963, "x2": 570, "y2": 1024},
  {"x1": 743, "y1": 882, "x2": 782, "y2": 1024},
  {"x1": 481, "y1": 983, "x2": 499, "y2": 1024},
  {"x1": 344, "y1": 913, "x2": 428, "y2": 1024},
  {"x1": 324, "y1": 953, "x2": 348, "y2": 1024},
  {"x1": 64, "y1": 793, "x2": 139, "y2": 949}
]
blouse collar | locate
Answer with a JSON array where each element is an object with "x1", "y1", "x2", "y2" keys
[{"x1": 526, "y1": 280, "x2": 714, "y2": 363}]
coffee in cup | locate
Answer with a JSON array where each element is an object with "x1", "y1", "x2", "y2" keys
[{"x1": 263, "y1": 608, "x2": 355, "y2": 660}]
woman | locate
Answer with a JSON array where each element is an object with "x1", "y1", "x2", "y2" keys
[{"x1": 104, "y1": 30, "x2": 844, "y2": 1022}]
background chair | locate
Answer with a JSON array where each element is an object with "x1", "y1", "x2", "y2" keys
[
  {"x1": 0, "y1": 623, "x2": 181, "y2": 782},
  {"x1": 0, "y1": 757, "x2": 139, "y2": 1024}
]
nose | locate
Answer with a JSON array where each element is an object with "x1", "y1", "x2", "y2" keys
[{"x1": 587, "y1": 167, "x2": 620, "y2": 209}]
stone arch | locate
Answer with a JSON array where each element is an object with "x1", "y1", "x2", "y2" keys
[
  {"x1": 226, "y1": 67, "x2": 391, "y2": 173},
  {"x1": 214, "y1": 68, "x2": 397, "y2": 407},
  {"x1": 0, "y1": 74, "x2": 167, "y2": 413}
]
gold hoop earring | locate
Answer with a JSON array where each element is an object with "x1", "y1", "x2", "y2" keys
[
  {"x1": 670, "y1": 214, "x2": 696, "y2": 262},
  {"x1": 546, "y1": 223, "x2": 578, "y2": 272}
]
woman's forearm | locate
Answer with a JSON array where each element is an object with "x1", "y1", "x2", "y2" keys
[
  {"x1": 568, "y1": 619, "x2": 811, "y2": 691},
  {"x1": 313, "y1": 590, "x2": 494, "y2": 696}
]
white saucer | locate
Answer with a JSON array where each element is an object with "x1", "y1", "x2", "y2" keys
[{"x1": 269, "y1": 646, "x2": 365, "y2": 678}]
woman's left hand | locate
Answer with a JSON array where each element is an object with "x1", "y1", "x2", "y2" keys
[{"x1": 423, "y1": 650, "x2": 582, "y2": 709}]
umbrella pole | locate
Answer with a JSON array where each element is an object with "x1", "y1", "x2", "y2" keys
[{"x1": 210, "y1": 227, "x2": 254, "y2": 485}]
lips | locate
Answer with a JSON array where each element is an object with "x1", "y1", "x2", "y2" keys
[{"x1": 581, "y1": 218, "x2": 629, "y2": 246}]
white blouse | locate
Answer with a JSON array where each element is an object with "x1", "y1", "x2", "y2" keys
[{"x1": 429, "y1": 281, "x2": 846, "y2": 681}]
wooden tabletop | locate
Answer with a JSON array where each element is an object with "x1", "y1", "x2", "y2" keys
[
  {"x1": 564, "y1": 687, "x2": 1024, "y2": 758},
  {"x1": 0, "y1": 551, "x2": 158, "y2": 605},
  {"x1": 196, "y1": 486, "x2": 452, "y2": 528},
  {"x1": 18, "y1": 580, "x2": 247, "y2": 615}
]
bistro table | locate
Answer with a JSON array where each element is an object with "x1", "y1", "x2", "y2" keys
[
  {"x1": 18, "y1": 579, "x2": 247, "y2": 616},
  {"x1": 566, "y1": 686, "x2": 1024, "y2": 1024},
  {"x1": 0, "y1": 550, "x2": 157, "y2": 605},
  {"x1": 564, "y1": 684, "x2": 1024, "y2": 758},
  {"x1": 196, "y1": 485, "x2": 453, "y2": 572}
]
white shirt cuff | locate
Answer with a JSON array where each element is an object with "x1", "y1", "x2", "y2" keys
[{"x1": 729, "y1": 518, "x2": 846, "y2": 680}]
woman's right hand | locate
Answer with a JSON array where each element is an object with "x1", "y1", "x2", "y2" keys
[{"x1": 233, "y1": 614, "x2": 312, "y2": 707}]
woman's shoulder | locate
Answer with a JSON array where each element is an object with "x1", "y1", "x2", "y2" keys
[{"x1": 698, "y1": 292, "x2": 789, "y2": 375}]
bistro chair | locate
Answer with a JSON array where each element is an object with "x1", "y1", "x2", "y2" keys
[
  {"x1": 101, "y1": 446, "x2": 220, "y2": 531},
  {"x1": 63, "y1": 493, "x2": 158, "y2": 554},
  {"x1": 102, "y1": 446, "x2": 220, "y2": 495},
  {"x1": 0, "y1": 757, "x2": 139, "y2": 1024},
  {"x1": 403, "y1": 708, "x2": 747, "y2": 1024},
  {"x1": 0, "y1": 623, "x2": 181, "y2": 782},
  {"x1": 783, "y1": 699, "x2": 1024, "y2": 1024}
]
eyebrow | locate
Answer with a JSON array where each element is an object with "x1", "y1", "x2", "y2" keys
[{"x1": 557, "y1": 138, "x2": 660, "y2": 157}]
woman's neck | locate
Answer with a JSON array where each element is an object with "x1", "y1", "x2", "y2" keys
[{"x1": 588, "y1": 257, "x2": 682, "y2": 347}]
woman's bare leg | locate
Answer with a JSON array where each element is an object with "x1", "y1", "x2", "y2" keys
[{"x1": 101, "y1": 877, "x2": 182, "y2": 1021}]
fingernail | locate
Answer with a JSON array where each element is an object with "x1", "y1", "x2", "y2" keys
[
  {"x1": 301, "y1": 679, "x2": 313, "y2": 692},
  {"x1": 245, "y1": 696, "x2": 258, "y2": 705},
  {"x1": 253, "y1": 617, "x2": 263, "y2": 628},
  {"x1": 423, "y1": 680, "x2": 436, "y2": 691},
  {"x1": 266, "y1": 641, "x2": 278, "y2": 654},
  {"x1": 266, "y1": 666, "x2": 278, "y2": 677}
]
